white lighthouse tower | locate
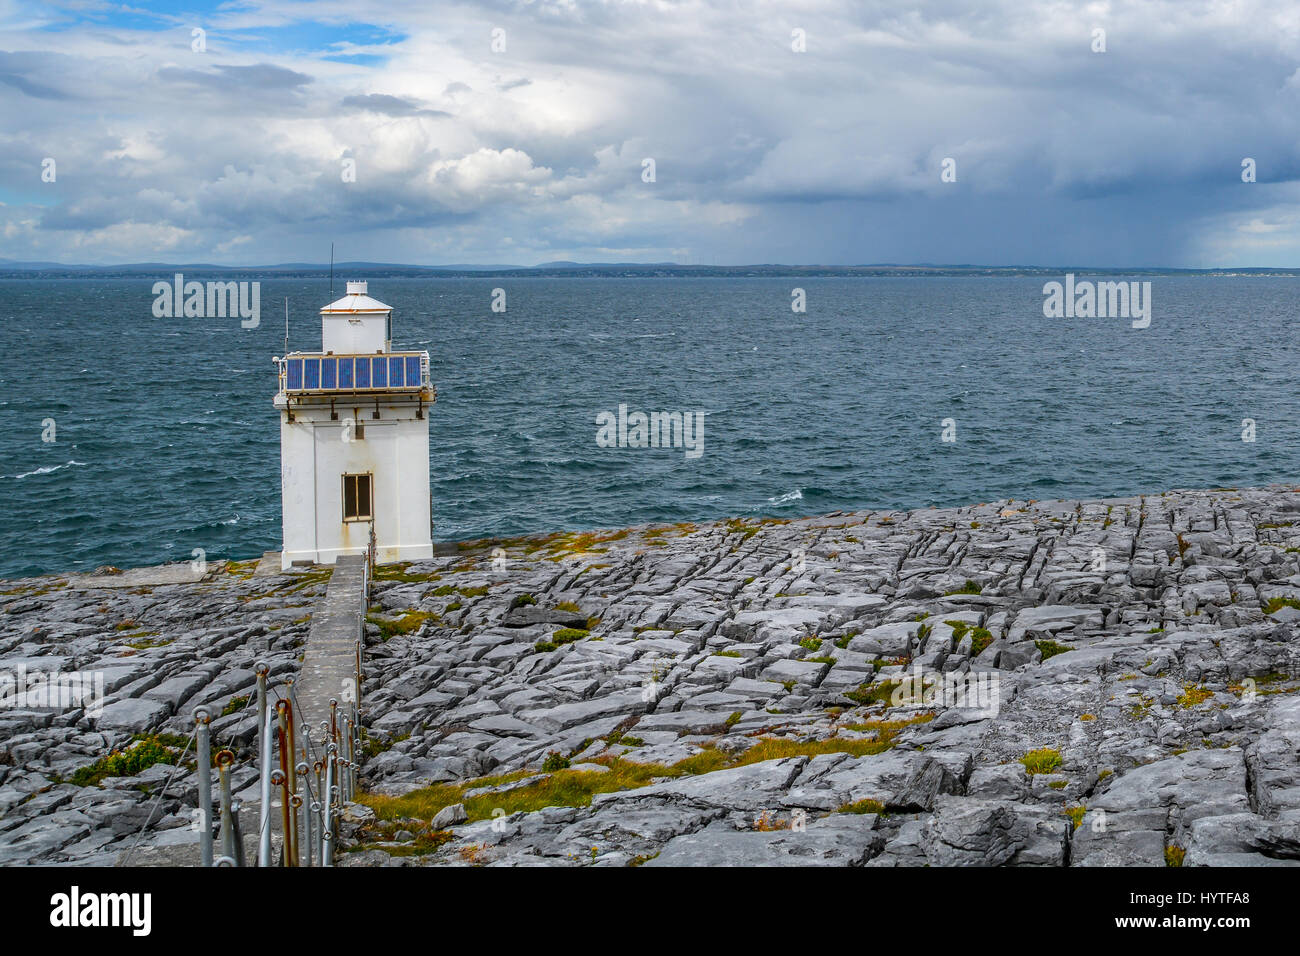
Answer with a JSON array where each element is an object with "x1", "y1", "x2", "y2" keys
[{"x1": 274, "y1": 281, "x2": 435, "y2": 569}]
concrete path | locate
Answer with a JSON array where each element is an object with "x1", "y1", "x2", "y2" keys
[{"x1": 294, "y1": 554, "x2": 367, "y2": 749}]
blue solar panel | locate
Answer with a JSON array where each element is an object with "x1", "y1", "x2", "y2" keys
[{"x1": 285, "y1": 353, "x2": 424, "y2": 391}]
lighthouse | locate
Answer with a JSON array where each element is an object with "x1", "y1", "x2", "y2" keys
[{"x1": 274, "y1": 281, "x2": 435, "y2": 569}]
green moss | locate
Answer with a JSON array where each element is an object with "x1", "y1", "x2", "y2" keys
[
  {"x1": 1165, "y1": 845, "x2": 1185, "y2": 867},
  {"x1": 361, "y1": 716, "x2": 933, "y2": 825},
  {"x1": 724, "y1": 711, "x2": 742, "y2": 728},
  {"x1": 945, "y1": 580, "x2": 982, "y2": 596},
  {"x1": 346, "y1": 824, "x2": 453, "y2": 857},
  {"x1": 1064, "y1": 805, "x2": 1086, "y2": 830},
  {"x1": 724, "y1": 518, "x2": 760, "y2": 540},
  {"x1": 219, "y1": 695, "x2": 248, "y2": 718},
  {"x1": 367, "y1": 610, "x2": 439, "y2": 641},
  {"x1": 837, "y1": 798, "x2": 886, "y2": 815},
  {"x1": 1019, "y1": 748, "x2": 1063, "y2": 775},
  {"x1": 1264, "y1": 597, "x2": 1300, "y2": 615},
  {"x1": 71, "y1": 735, "x2": 183, "y2": 787},
  {"x1": 798, "y1": 635, "x2": 823, "y2": 651},
  {"x1": 360, "y1": 732, "x2": 409, "y2": 760},
  {"x1": 123, "y1": 635, "x2": 173, "y2": 650},
  {"x1": 372, "y1": 564, "x2": 440, "y2": 584},
  {"x1": 552, "y1": 627, "x2": 589, "y2": 645},
  {"x1": 969, "y1": 627, "x2": 994, "y2": 656},
  {"x1": 844, "y1": 680, "x2": 901, "y2": 706},
  {"x1": 555, "y1": 600, "x2": 582, "y2": 613},
  {"x1": 713, "y1": 650, "x2": 741, "y2": 658},
  {"x1": 1177, "y1": 683, "x2": 1213, "y2": 708},
  {"x1": 541, "y1": 751, "x2": 571, "y2": 772},
  {"x1": 1035, "y1": 639, "x2": 1071, "y2": 660}
]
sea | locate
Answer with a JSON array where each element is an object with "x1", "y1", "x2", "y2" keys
[{"x1": 0, "y1": 274, "x2": 1296, "y2": 579}]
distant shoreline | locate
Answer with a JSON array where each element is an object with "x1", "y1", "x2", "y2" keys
[{"x1": 3, "y1": 263, "x2": 1300, "y2": 280}]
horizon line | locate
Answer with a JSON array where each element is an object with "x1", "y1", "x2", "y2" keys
[{"x1": 3, "y1": 259, "x2": 1300, "y2": 274}]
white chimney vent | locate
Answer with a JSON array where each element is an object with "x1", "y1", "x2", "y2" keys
[{"x1": 346, "y1": 280, "x2": 368, "y2": 295}]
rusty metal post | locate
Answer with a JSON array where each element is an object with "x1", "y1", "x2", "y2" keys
[
  {"x1": 283, "y1": 686, "x2": 299, "y2": 864},
  {"x1": 329, "y1": 697, "x2": 339, "y2": 747},
  {"x1": 275, "y1": 701, "x2": 295, "y2": 867},
  {"x1": 216, "y1": 749, "x2": 236, "y2": 864},
  {"x1": 193, "y1": 707, "x2": 213, "y2": 867}
]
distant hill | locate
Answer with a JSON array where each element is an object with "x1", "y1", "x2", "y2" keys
[{"x1": 1, "y1": 258, "x2": 1298, "y2": 279}]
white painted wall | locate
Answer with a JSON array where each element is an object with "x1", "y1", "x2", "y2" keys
[
  {"x1": 321, "y1": 315, "x2": 388, "y2": 354},
  {"x1": 279, "y1": 403, "x2": 432, "y2": 569}
]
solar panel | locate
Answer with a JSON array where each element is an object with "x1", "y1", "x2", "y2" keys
[{"x1": 284, "y1": 352, "x2": 426, "y2": 392}]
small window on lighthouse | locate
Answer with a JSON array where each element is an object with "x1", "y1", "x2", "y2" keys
[{"x1": 342, "y1": 473, "x2": 373, "y2": 522}]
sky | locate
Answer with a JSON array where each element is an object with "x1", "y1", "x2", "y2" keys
[{"x1": 3, "y1": 0, "x2": 1300, "y2": 267}]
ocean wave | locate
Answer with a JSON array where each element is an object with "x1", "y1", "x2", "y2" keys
[
  {"x1": 768, "y1": 488, "x2": 804, "y2": 505},
  {"x1": 5, "y1": 460, "x2": 86, "y2": 480}
]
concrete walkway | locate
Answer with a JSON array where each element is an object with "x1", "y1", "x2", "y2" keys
[{"x1": 294, "y1": 554, "x2": 367, "y2": 747}]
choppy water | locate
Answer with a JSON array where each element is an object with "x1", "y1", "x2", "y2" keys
[{"x1": 0, "y1": 275, "x2": 1296, "y2": 578}]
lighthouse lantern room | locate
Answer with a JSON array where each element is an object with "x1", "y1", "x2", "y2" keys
[{"x1": 274, "y1": 281, "x2": 435, "y2": 569}]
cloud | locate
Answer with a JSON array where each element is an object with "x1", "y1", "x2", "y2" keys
[
  {"x1": 2, "y1": 0, "x2": 1300, "y2": 265},
  {"x1": 341, "y1": 93, "x2": 450, "y2": 117}
]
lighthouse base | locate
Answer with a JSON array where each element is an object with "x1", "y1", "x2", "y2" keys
[{"x1": 280, "y1": 542, "x2": 434, "y2": 571}]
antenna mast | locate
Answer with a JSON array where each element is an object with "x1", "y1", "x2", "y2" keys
[
  {"x1": 329, "y1": 242, "x2": 334, "y2": 298},
  {"x1": 284, "y1": 297, "x2": 289, "y2": 355}
]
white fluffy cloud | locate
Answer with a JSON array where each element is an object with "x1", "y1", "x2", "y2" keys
[{"x1": 2, "y1": 0, "x2": 1300, "y2": 265}]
